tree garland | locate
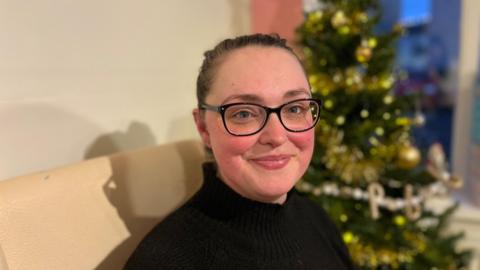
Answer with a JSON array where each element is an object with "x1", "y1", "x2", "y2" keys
[{"x1": 298, "y1": 143, "x2": 463, "y2": 220}]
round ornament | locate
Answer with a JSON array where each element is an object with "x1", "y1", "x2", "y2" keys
[
  {"x1": 396, "y1": 144, "x2": 421, "y2": 169},
  {"x1": 355, "y1": 46, "x2": 372, "y2": 63}
]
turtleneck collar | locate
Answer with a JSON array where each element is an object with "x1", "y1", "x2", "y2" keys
[
  {"x1": 192, "y1": 162, "x2": 296, "y2": 222},
  {"x1": 187, "y1": 162, "x2": 301, "y2": 259}
]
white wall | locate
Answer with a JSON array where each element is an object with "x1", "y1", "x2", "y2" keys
[{"x1": 0, "y1": 0, "x2": 250, "y2": 180}]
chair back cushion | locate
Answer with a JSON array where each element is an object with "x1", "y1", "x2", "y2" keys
[{"x1": 0, "y1": 140, "x2": 204, "y2": 270}]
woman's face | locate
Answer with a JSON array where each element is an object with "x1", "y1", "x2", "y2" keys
[{"x1": 194, "y1": 46, "x2": 314, "y2": 204}]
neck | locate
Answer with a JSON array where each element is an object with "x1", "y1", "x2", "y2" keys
[{"x1": 216, "y1": 167, "x2": 288, "y2": 205}]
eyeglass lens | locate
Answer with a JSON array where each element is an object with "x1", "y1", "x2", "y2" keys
[{"x1": 223, "y1": 100, "x2": 319, "y2": 135}]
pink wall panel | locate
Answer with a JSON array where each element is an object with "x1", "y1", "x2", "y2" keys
[{"x1": 251, "y1": 0, "x2": 304, "y2": 45}]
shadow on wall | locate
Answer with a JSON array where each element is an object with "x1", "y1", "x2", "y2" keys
[
  {"x1": 94, "y1": 139, "x2": 204, "y2": 270},
  {"x1": 84, "y1": 121, "x2": 157, "y2": 159},
  {"x1": 0, "y1": 103, "x2": 102, "y2": 181},
  {"x1": 85, "y1": 118, "x2": 203, "y2": 269},
  {"x1": 165, "y1": 112, "x2": 199, "y2": 142}
]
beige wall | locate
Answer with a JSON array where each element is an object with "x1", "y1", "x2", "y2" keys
[
  {"x1": 0, "y1": 0, "x2": 250, "y2": 180},
  {"x1": 453, "y1": 0, "x2": 480, "y2": 205}
]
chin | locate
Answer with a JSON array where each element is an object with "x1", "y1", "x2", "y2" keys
[{"x1": 252, "y1": 172, "x2": 298, "y2": 200}]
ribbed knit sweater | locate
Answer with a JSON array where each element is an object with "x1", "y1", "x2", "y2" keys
[{"x1": 125, "y1": 163, "x2": 354, "y2": 270}]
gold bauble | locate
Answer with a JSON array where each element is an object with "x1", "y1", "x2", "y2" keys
[
  {"x1": 355, "y1": 46, "x2": 372, "y2": 63},
  {"x1": 331, "y1": 10, "x2": 349, "y2": 28},
  {"x1": 396, "y1": 145, "x2": 421, "y2": 169}
]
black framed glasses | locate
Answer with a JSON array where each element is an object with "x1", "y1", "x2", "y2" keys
[{"x1": 199, "y1": 98, "x2": 322, "y2": 136}]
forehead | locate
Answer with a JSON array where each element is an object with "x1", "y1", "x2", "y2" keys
[{"x1": 208, "y1": 46, "x2": 309, "y2": 104}]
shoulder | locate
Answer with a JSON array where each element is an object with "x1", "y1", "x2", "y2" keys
[{"x1": 124, "y1": 205, "x2": 208, "y2": 270}]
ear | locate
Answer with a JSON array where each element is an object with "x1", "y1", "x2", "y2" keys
[{"x1": 193, "y1": 108, "x2": 211, "y2": 148}]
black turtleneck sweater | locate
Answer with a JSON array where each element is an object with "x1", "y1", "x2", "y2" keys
[{"x1": 125, "y1": 163, "x2": 354, "y2": 270}]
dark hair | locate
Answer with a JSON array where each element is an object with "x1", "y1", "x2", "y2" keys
[{"x1": 196, "y1": 33, "x2": 301, "y2": 106}]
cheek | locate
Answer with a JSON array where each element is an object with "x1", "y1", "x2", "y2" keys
[
  {"x1": 289, "y1": 129, "x2": 315, "y2": 154},
  {"x1": 209, "y1": 126, "x2": 257, "y2": 159},
  {"x1": 217, "y1": 137, "x2": 256, "y2": 156}
]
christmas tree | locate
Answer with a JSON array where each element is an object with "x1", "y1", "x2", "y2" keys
[{"x1": 296, "y1": 0, "x2": 472, "y2": 269}]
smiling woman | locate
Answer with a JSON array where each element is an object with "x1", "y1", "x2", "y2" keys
[{"x1": 125, "y1": 34, "x2": 354, "y2": 270}]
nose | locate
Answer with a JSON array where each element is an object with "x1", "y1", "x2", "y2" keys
[{"x1": 257, "y1": 113, "x2": 288, "y2": 147}]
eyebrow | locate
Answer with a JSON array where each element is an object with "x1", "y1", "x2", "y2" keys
[
  {"x1": 221, "y1": 88, "x2": 311, "y2": 104},
  {"x1": 284, "y1": 89, "x2": 312, "y2": 98}
]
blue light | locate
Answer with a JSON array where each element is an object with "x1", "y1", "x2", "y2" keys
[{"x1": 400, "y1": 0, "x2": 432, "y2": 26}]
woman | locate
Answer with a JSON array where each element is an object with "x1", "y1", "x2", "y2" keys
[{"x1": 125, "y1": 34, "x2": 354, "y2": 269}]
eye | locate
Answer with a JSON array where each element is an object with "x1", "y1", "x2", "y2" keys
[
  {"x1": 285, "y1": 103, "x2": 309, "y2": 114},
  {"x1": 288, "y1": 106, "x2": 303, "y2": 114},
  {"x1": 232, "y1": 110, "x2": 254, "y2": 119},
  {"x1": 225, "y1": 105, "x2": 262, "y2": 123}
]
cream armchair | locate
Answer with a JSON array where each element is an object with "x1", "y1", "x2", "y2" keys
[{"x1": 0, "y1": 140, "x2": 205, "y2": 270}]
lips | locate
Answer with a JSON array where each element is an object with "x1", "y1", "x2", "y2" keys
[{"x1": 250, "y1": 155, "x2": 292, "y2": 170}]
